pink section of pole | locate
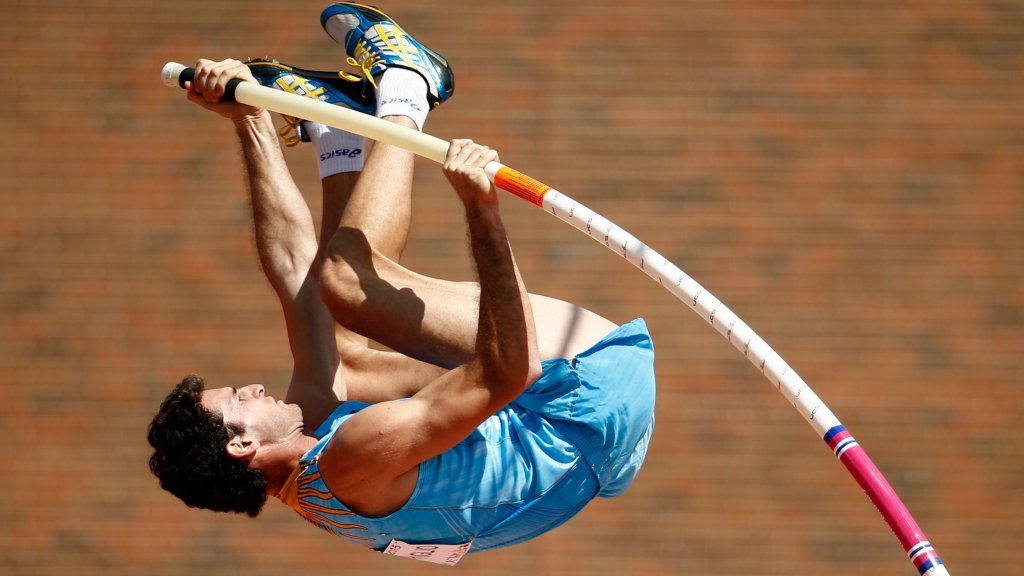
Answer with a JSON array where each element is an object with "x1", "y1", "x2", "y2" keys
[{"x1": 837, "y1": 439, "x2": 946, "y2": 575}]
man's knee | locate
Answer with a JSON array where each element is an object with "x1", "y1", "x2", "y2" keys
[
  {"x1": 319, "y1": 229, "x2": 372, "y2": 316},
  {"x1": 319, "y1": 256, "x2": 358, "y2": 311}
]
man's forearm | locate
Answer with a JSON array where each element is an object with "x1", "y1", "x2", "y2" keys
[
  {"x1": 464, "y1": 204, "x2": 540, "y2": 392},
  {"x1": 234, "y1": 111, "x2": 319, "y2": 297}
]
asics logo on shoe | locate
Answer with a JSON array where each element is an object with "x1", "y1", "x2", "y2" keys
[
  {"x1": 274, "y1": 75, "x2": 330, "y2": 102},
  {"x1": 365, "y1": 24, "x2": 421, "y2": 60},
  {"x1": 363, "y1": 25, "x2": 444, "y2": 91}
]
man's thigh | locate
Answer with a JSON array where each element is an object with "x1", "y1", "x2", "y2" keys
[
  {"x1": 328, "y1": 247, "x2": 616, "y2": 367},
  {"x1": 528, "y1": 293, "x2": 618, "y2": 360}
]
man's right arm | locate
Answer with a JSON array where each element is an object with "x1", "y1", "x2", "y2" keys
[{"x1": 449, "y1": 141, "x2": 541, "y2": 398}]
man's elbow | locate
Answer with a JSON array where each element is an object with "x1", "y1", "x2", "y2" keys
[
  {"x1": 521, "y1": 334, "x2": 543, "y2": 387},
  {"x1": 483, "y1": 355, "x2": 543, "y2": 398},
  {"x1": 525, "y1": 357, "x2": 543, "y2": 387},
  {"x1": 261, "y1": 247, "x2": 316, "y2": 298}
]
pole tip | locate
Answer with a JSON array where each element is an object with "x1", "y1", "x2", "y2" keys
[{"x1": 161, "y1": 62, "x2": 186, "y2": 87}]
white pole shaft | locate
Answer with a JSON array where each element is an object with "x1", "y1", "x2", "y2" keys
[{"x1": 539, "y1": 189, "x2": 840, "y2": 433}]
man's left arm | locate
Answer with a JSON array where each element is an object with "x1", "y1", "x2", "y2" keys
[
  {"x1": 315, "y1": 141, "x2": 543, "y2": 513},
  {"x1": 234, "y1": 110, "x2": 346, "y2": 418}
]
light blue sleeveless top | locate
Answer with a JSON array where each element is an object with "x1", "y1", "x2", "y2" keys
[{"x1": 275, "y1": 318, "x2": 656, "y2": 554}]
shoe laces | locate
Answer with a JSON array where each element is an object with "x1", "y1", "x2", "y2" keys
[
  {"x1": 265, "y1": 75, "x2": 333, "y2": 147},
  {"x1": 347, "y1": 39, "x2": 383, "y2": 89},
  {"x1": 277, "y1": 116, "x2": 303, "y2": 147}
]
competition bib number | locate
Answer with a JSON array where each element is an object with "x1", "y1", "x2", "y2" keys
[{"x1": 383, "y1": 539, "x2": 472, "y2": 566}]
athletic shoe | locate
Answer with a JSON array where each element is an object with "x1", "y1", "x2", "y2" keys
[
  {"x1": 320, "y1": 2, "x2": 454, "y2": 108},
  {"x1": 245, "y1": 58, "x2": 375, "y2": 145}
]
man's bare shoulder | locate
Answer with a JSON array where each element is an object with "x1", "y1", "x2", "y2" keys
[{"x1": 316, "y1": 401, "x2": 422, "y2": 517}]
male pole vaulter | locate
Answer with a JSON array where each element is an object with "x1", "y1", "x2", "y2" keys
[{"x1": 148, "y1": 3, "x2": 656, "y2": 565}]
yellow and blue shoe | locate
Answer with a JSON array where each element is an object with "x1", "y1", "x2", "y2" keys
[
  {"x1": 320, "y1": 2, "x2": 454, "y2": 108},
  {"x1": 245, "y1": 58, "x2": 375, "y2": 145}
]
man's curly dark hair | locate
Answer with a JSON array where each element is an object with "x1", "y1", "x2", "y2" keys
[{"x1": 147, "y1": 374, "x2": 268, "y2": 517}]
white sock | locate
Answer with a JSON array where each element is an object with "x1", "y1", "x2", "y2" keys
[
  {"x1": 375, "y1": 67, "x2": 429, "y2": 131},
  {"x1": 305, "y1": 122, "x2": 366, "y2": 179}
]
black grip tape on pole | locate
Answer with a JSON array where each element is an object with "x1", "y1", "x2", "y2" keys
[
  {"x1": 176, "y1": 67, "x2": 241, "y2": 102},
  {"x1": 222, "y1": 78, "x2": 242, "y2": 103},
  {"x1": 177, "y1": 67, "x2": 195, "y2": 88}
]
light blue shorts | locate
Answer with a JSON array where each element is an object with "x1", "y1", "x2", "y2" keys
[{"x1": 512, "y1": 318, "x2": 656, "y2": 497}]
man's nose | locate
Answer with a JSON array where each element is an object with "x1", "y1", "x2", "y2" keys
[{"x1": 243, "y1": 384, "x2": 265, "y2": 399}]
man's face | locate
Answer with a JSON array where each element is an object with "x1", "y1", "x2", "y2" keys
[{"x1": 200, "y1": 384, "x2": 302, "y2": 446}]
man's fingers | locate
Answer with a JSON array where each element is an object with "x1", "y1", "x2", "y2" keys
[
  {"x1": 193, "y1": 60, "x2": 214, "y2": 99},
  {"x1": 212, "y1": 59, "x2": 245, "y2": 96},
  {"x1": 463, "y1": 147, "x2": 489, "y2": 172},
  {"x1": 184, "y1": 59, "x2": 263, "y2": 121},
  {"x1": 444, "y1": 140, "x2": 463, "y2": 167},
  {"x1": 203, "y1": 61, "x2": 234, "y2": 101},
  {"x1": 444, "y1": 140, "x2": 500, "y2": 204},
  {"x1": 471, "y1": 147, "x2": 498, "y2": 167},
  {"x1": 451, "y1": 139, "x2": 477, "y2": 165},
  {"x1": 448, "y1": 140, "x2": 493, "y2": 171},
  {"x1": 192, "y1": 58, "x2": 246, "y2": 103}
]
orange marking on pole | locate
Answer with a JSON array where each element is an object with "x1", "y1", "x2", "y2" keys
[{"x1": 494, "y1": 167, "x2": 551, "y2": 207}]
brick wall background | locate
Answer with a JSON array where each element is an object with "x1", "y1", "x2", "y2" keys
[{"x1": 3, "y1": 1, "x2": 1021, "y2": 574}]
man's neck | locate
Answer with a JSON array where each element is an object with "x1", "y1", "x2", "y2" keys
[{"x1": 258, "y1": 432, "x2": 320, "y2": 496}]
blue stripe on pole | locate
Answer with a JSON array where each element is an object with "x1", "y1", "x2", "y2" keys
[{"x1": 823, "y1": 425, "x2": 847, "y2": 443}]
